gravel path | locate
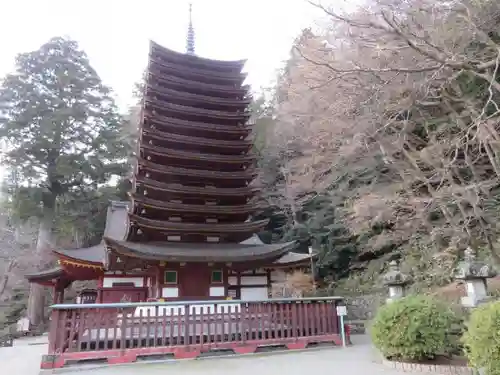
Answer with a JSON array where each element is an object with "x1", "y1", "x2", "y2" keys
[
  {"x1": 0, "y1": 335, "x2": 410, "y2": 375},
  {"x1": 0, "y1": 335, "x2": 49, "y2": 375}
]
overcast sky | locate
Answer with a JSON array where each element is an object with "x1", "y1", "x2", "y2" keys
[{"x1": 0, "y1": 0, "x2": 323, "y2": 111}]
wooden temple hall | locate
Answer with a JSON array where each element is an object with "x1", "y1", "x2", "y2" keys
[{"x1": 26, "y1": 7, "x2": 346, "y2": 368}]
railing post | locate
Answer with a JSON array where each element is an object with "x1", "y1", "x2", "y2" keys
[
  {"x1": 240, "y1": 302, "x2": 247, "y2": 344},
  {"x1": 120, "y1": 308, "x2": 128, "y2": 351},
  {"x1": 47, "y1": 308, "x2": 61, "y2": 355},
  {"x1": 184, "y1": 303, "x2": 190, "y2": 348}
]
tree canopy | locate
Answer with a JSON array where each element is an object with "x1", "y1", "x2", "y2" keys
[
  {"x1": 0, "y1": 36, "x2": 131, "y2": 325},
  {"x1": 0, "y1": 36, "x2": 129, "y2": 220}
]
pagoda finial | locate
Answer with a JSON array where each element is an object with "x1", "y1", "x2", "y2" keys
[{"x1": 186, "y1": 3, "x2": 195, "y2": 55}]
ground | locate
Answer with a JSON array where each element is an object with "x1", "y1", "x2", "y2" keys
[{"x1": 0, "y1": 335, "x2": 411, "y2": 375}]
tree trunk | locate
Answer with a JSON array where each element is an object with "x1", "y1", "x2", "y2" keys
[
  {"x1": 73, "y1": 228, "x2": 82, "y2": 248},
  {"x1": 27, "y1": 196, "x2": 55, "y2": 327},
  {"x1": 0, "y1": 259, "x2": 15, "y2": 299}
]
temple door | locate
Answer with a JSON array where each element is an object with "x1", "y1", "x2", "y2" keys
[{"x1": 179, "y1": 264, "x2": 209, "y2": 300}]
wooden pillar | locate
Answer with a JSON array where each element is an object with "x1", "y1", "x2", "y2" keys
[
  {"x1": 52, "y1": 282, "x2": 65, "y2": 304},
  {"x1": 52, "y1": 284, "x2": 58, "y2": 304},
  {"x1": 58, "y1": 288, "x2": 64, "y2": 304},
  {"x1": 236, "y1": 271, "x2": 242, "y2": 299},
  {"x1": 157, "y1": 262, "x2": 165, "y2": 300},
  {"x1": 97, "y1": 276, "x2": 103, "y2": 303},
  {"x1": 155, "y1": 265, "x2": 162, "y2": 299},
  {"x1": 223, "y1": 265, "x2": 229, "y2": 298},
  {"x1": 266, "y1": 269, "x2": 272, "y2": 298}
]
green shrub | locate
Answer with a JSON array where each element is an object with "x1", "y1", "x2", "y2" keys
[
  {"x1": 370, "y1": 295, "x2": 460, "y2": 361},
  {"x1": 462, "y1": 300, "x2": 500, "y2": 375}
]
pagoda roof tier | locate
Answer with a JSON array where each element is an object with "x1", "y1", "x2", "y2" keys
[
  {"x1": 149, "y1": 58, "x2": 247, "y2": 85},
  {"x1": 150, "y1": 41, "x2": 246, "y2": 72},
  {"x1": 145, "y1": 83, "x2": 251, "y2": 111},
  {"x1": 128, "y1": 214, "x2": 268, "y2": 235},
  {"x1": 141, "y1": 128, "x2": 253, "y2": 154},
  {"x1": 134, "y1": 177, "x2": 259, "y2": 199},
  {"x1": 137, "y1": 159, "x2": 257, "y2": 182},
  {"x1": 104, "y1": 236, "x2": 293, "y2": 263},
  {"x1": 26, "y1": 247, "x2": 105, "y2": 285},
  {"x1": 145, "y1": 98, "x2": 250, "y2": 122},
  {"x1": 104, "y1": 201, "x2": 130, "y2": 241},
  {"x1": 272, "y1": 252, "x2": 315, "y2": 268},
  {"x1": 132, "y1": 195, "x2": 263, "y2": 216},
  {"x1": 145, "y1": 114, "x2": 252, "y2": 140},
  {"x1": 54, "y1": 243, "x2": 105, "y2": 265},
  {"x1": 140, "y1": 143, "x2": 256, "y2": 167},
  {"x1": 25, "y1": 267, "x2": 66, "y2": 286},
  {"x1": 148, "y1": 70, "x2": 249, "y2": 98}
]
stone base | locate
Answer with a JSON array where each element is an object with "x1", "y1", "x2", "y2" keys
[
  {"x1": 39, "y1": 334, "x2": 344, "y2": 369},
  {"x1": 460, "y1": 296, "x2": 494, "y2": 308}
]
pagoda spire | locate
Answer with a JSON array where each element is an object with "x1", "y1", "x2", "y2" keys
[{"x1": 186, "y1": 3, "x2": 195, "y2": 55}]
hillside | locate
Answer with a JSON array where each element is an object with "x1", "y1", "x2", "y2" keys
[{"x1": 256, "y1": 0, "x2": 500, "y2": 293}]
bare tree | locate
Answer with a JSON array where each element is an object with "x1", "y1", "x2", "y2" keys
[
  {"x1": 293, "y1": 0, "x2": 500, "y2": 265},
  {"x1": 262, "y1": 29, "x2": 358, "y2": 232}
]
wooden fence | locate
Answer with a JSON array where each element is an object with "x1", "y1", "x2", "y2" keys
[{"x1": 41, "y1": 297, "x2": 345, "y2": 369}]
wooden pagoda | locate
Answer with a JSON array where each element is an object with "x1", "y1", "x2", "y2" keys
[
  {"x1": 26, "y1": 11, "x2": 313, "y2": 305},
  {"x1": 25, "y1": 10, "x2": 347, "y2": 370}
]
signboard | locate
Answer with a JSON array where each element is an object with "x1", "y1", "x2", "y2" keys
[{"x1": 336, "y1": 305, "x2": 347, "y2": 316}]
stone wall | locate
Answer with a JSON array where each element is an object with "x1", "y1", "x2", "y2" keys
[
  {"x1": 344, "y1": 294, "x2": 384, "y2": 321},
  {"x1": 341, "y1": 294, "x2": 385, "y2": 334}
]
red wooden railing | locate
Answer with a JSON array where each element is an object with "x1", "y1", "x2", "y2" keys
[{"x1": 41, "y1": 297, "x2": 345, "y2": 369}]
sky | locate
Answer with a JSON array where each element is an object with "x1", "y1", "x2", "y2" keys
[{"x1": 0, "y1": 0, "x2": 322, "y2": 111}]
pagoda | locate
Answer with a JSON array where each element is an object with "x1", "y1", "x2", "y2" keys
[{"x1": 26, "y1": 5, "x2": 313, "y2": 304}]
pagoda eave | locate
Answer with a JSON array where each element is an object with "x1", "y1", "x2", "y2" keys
[
  {"x1": 104, "y1": 236, "x2": 294, "y2": 264},
  {"x1": 134, "y1": 177, "x2": 259, "y2": 198},
  {"x1": 53, "y1": 243, "x2": 105, "y2": 266},
  {"x1": 137, "y1": 159, "x2": 257, "y2": 181},
  {"x1": 132, "y1": 195, "x2": 262, "y2": 215},
  {"x1": 141, "y1": 144, "x2": 256, "y2": 165},
  {"x1": 271, "y1": 252, "x2": 317, "y2": 269},
  {"x1": 146, "y1": 84, "x2": 251, "y2": 110},
  {"x1": 141, "y1": 129, "x2": 253, "y2": 152},
  {"x1": 128, "y1": 214, "x2": 268, "y2": 234},
  {"x1": 146, "y1": 99, "x2": 250, "y2": 122},
  {"x1": 150, "y1": 41, "x2": 246, "y2": 71},
  {"x1": 146, "y1": 115, "x2": 252, "y2": 137},
  {"x1": 149, "y1": 71, "x2": 249, "y2": 97},
  {"x1": 25, "y1": 267, "x2": 67, "y2": 286},
  {"x1": 149, "y1": 59, "x2": 247, "y2": 84}
]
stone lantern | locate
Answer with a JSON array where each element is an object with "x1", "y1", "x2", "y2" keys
[
  {"x1": 454, "y1": 247, "x2": 497, "y2": 307},
  {"x1": 382, "y1": 260, "x2": 412, "y2": 303}
]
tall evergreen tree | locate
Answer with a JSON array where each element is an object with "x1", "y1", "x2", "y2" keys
[{"x1": 0, "y1": 37, "x2": 129, "y2": 325}]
